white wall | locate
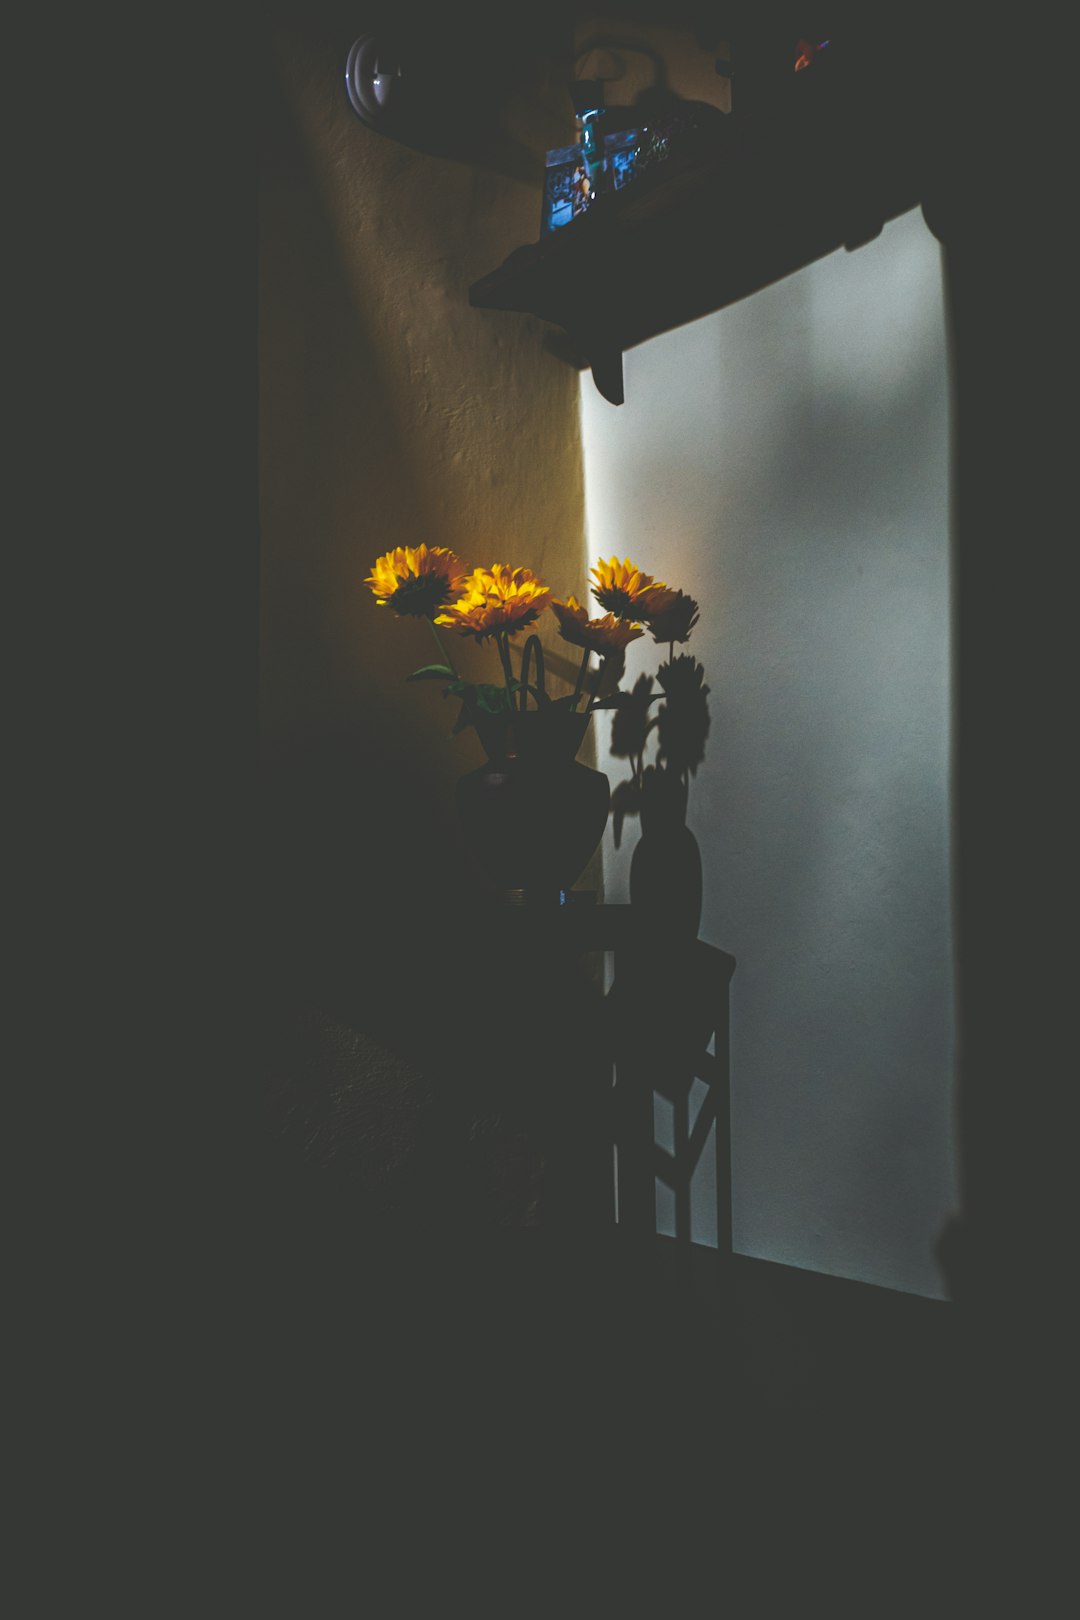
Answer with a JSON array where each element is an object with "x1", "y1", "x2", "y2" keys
[{"x1": 582, "y1": 207, "x2": 957, "y2": 1299}]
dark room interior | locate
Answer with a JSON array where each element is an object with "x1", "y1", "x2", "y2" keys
[{"x1": 85, "y1": 0, "x2": 1068, "y2": 1604}]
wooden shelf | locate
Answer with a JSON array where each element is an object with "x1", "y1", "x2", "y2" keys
[{"x1": 470, "y1": 58, "x2": 924, "y2": 402}]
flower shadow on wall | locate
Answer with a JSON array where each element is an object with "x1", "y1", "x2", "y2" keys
[{"x1": 602, "y1": 595, "x2": 710, "y2": 940}]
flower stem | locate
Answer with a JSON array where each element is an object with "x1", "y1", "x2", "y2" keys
[
  {"x1": 571, "y1": 647, "x2": 590, "y2": 709},
  {"x1": 496, "y1": 631, "x2": 516, "y2": 697},
  {"x1": 428, "y1": 616, "x2": 459, "y2": 678}
]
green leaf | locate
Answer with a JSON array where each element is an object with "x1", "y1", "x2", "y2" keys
[
  {"x1": 473, "y1": 682, "x2": 521, "y2": 715},
  {"x1": 451, "y1": 703, "x2": 476, "y2": 736},
  {"x1": 407, "y1": 664, "x2": 455, "y2": 682}
]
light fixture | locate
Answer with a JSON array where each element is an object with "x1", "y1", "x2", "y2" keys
[{"x1": 345, "y1": 35, "x2": 403, "y2": 131}]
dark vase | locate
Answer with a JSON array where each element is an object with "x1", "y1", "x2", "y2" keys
[
  {"x1": 629, "y1": 768, "x2": 702, "y2": 939},
  {"x1": 456, "y1": 708, "x2": 610, "y2": 904}
]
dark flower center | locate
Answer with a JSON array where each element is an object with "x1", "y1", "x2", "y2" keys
[
  {"x1": 592, "y1": 585, "x2": 634, "y2": 617},
  {"x1": 467, "y1": 604, "x2": 542, "y2": 641},
  {"x1": 391, "y1": 573, "x2": 454, "y2": 617}
]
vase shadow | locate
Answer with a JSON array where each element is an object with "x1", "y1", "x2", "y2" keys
[{"x1": 608, "y1": 654, "x2": 711, "y2": 938}]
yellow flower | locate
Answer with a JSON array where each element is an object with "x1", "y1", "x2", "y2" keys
[
  {"x1": 365, "y1": 545, "x2": 466, "y2": 619},
  {"x1": 589, "y1": 556, "x2": 667, "y2": 618},
  {"x1": 640, "y1": 587, "x2": 700, "y2": 645},
  {"x1": 436, "y1": 564, "x2": 551, "y2": 640},
  {"x1": 552, "y1": 597, "x2": 645, "y2": 654}
]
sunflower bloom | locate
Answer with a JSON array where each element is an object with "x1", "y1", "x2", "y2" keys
[
  {"x1": 640, "y1": 587, "x2": 700, "y2": 645},
  {"x1": 436, "y1": 564, "x2": 551, "y2": 641},
  {"x1": 366, "y1": 545, "x2": 466, "y2": 619},
  {"x1": 590, "y1": 556, "x2": 667, "y2": 619},
  {"x1": 552, "y1": 597, "x2": 646, "y2": 655}
]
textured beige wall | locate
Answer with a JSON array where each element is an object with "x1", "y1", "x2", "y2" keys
[
  {"x1": 260, "y1": 18, "x2": 589, "y2": 810},
  {"x1": 258, "y1": 16, "x2": 599, "y2": 974}
]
